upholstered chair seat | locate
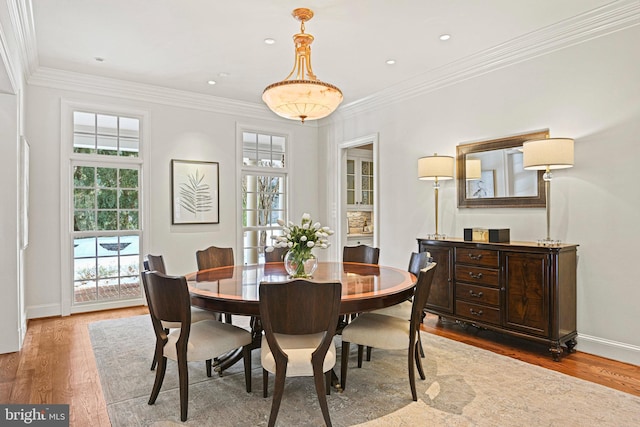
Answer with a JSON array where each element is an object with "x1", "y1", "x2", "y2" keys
[{"x1": 261, "y1": 332, "x2": 337, "y2": 377}]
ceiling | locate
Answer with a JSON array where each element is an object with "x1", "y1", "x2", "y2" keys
[{"x1": 30, "y1": 0, "x2": 616, "y2": 107}]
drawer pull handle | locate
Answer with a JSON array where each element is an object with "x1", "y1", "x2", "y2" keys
[
  {"x1": 468, "y1": 253, "x2": 483, "y2": 260},
  {"x1": 468, "y1": 272, "x2": 483, "y2": 280},
  {"x1": 469, "y1": 290, "x2": 484, "y2": 298},
  {"x1": 469, "y1": 308, "x2": 483, "y2": 316}
]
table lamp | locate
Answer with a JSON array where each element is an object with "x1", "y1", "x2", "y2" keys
[
  {"x1": 522, "y1": 137, "x2": 574, "y2": 245},
  {"x1": 418, "y1": 153, "x2": 455, "y2": 239}
]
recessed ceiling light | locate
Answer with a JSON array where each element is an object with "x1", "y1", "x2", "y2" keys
[
  {"x1": 207, "y1": 80, "x2": 216, "y2": 85},
  {"x1": 386, "y1": 59, "x2": 396, "y2": 65},
  {"x1": 94, "y1": 57, "x2": 105, "y2": 62},
  {"x1": 264, "y1": 38, "x2": 275, "y2": 45},
  {"x1": 218, "y1": 72, "x2": 229, "y2": 78},
  {"x1": 439, "y1": 34, "x2": 451, "y2": 41}
]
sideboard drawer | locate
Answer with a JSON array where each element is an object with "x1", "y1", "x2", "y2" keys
[
  {"x1": 456, "y1": 283, "x2": 500, "y2": 306},
  {"x1": 455, "y1": 265, "x2": 500, "y2": 286},
  {"x1": 456, "y1": 300, "x2": 501, "y2": 325},
  {"x1": 455, "y1": 248, "x2": 499, "y2": 268}
]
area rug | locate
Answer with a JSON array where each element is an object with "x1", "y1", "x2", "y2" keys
[{"x1": 89, "y1": 315, "x2": 640, "y2": 426}]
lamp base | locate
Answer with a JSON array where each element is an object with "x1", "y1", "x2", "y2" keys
[
  {"x1": 536, "y1": 238, "x2": 562, "y2": 246},
  {"x1": 427, "y1": 233, "x2": 447, "y2": 240}
]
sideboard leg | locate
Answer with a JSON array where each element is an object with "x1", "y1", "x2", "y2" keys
[
  {"x1": 549, "y1": 344, "x2": 563, "y2": 362},
  {"x1": 565, "y1": 338, "x2": 577, "y2": 354}
]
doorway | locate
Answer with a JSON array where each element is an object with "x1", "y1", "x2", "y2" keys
[{"x1": 337, "y1": 134, "x2": 379, "y2": 255}]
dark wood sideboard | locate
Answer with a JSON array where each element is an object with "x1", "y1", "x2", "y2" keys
[{"x1": 417, "y1": 238, "x2": 578, "y2": 361}]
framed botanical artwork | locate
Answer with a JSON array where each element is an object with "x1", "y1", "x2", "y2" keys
[{"x1": 171, "y1": 159, "x2": 219, "y2": 224}]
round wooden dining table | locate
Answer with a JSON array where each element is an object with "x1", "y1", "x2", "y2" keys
[{"x1": 186, "y1": 261, "x2": 416, "y2": 316}]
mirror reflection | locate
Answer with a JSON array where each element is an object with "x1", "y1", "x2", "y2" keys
[{"x1": 457, "y1": 130, "x2": 548, "y2": 208}]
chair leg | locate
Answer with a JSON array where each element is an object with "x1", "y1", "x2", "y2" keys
[
  {"x1": 313, "y1": 365, "x2": 333, "y2": 427},
  {"x1": 267, "y1": 364, "x2": 287, "y2": 427},
  {"x1": 415, "y1": 343, "x2": 426, "y2": 380},
  {"x1": 325, "y1": 370, "x2": 331, "y2": 395},
  {"x1": 150, "y1": 353, "x2": 157, "y2": 371},
  {"x1": 418, "y1": 329, "x2": 425, "y2": 358},
  {"x1": 206, "y1": 359, "x2": 212, "y2": 377},
  {"x1": 340, "y1": 341, "x2": 350, "y2": 391},
  {"x1": 262, "y1": 368, "x2": 269, "y2": 398},
  {"x1": 224, "y1": 313, "x2": 232, "y2": 323},
  {"x1": 178, "y1": 356, "x2": 189, "y2": 421},
  {"x1": 408, "y1": 342, "x2": 417, "y2": 402},
  {"x1": 357, "y1": 345, "x2": 364, "y2": 368},
  {"x1": 148, "y1": 355, "x2": 167, "y2": 405},
  {"x1": 366, "y1": 346, "x2": 372, "y2": 361},
  {"x1": 243, "y1": 345, "x2": 252, "y2": 393}
]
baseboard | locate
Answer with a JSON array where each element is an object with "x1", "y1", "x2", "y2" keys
[
  {"x1": 577, "y1": 333, "x2": 640, "y2": 366},
  {"x1": 26, "y1": 303, "x2": 62, "y2": 319}
]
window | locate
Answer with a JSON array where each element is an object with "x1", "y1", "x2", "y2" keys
[
  {"x1": 70, "y1": 111, "x2": 143, "y2": 305},
  {"x1": 240, "y1": 131, "x2": 288, "y2": 265}
]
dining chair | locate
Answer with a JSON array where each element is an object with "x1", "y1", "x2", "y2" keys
[
  {"x1": 342, "y1": 244, "x2": 380, "y2": 265},
  {"x1": 196, "y1": 245, "x2": 235, "y2": 270},
  {"x1": 143, "y1": 254, "x2": 219, "y2": 371},
  {"x1": 259, "y1": 279, "x2": 342, "y2": 427},
  {"x1": 264, "y1": 246, "x2": 288, "y2": 263},
  {"x1": 195, "y1": 246, "x2": 235, "y2": 323},
  {"x1": 368, "y1": 251, "x2": 432, "y2": 358},
  {"x1": 143, "y1": 270, "x2": 252, "y2": 422},
  {"x1": 340, "y1": 263, "x2": 437, "y2": 401}
]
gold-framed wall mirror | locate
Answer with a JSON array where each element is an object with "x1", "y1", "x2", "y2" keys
[{"x1": 457, "y1": 130, "x2": 549, "y2": 208}]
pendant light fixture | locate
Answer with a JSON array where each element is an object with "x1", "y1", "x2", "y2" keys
[{"x1": 262, "y1": 8, "x2": 343, "y2": 123}]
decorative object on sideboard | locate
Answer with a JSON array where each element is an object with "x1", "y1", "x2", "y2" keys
[
  {"x1": 418, "y1": 153, "x2": 455, "y2": 240},
  {"x1": 463, "y1": 228, "x2": 510, "y2": 243},
  {"x1": 523, "y1": 137, "x2": 574, "y2": 246},
  {"x1": 262, "y1": 8, "x2": 343, "y2": 123}
]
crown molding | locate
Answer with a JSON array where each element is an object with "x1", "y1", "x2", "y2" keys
[
  {"x1": 28, "y1": 67, "x2": 284, "y2": 121},
  {"x1": 19, "y1": 0, "x2": 640, "y2": 122},
  {"x1": 7, "y1": 0, "x2": 38, "y2": 80},
  {"x1": 332, "y1": 0, "x2": 640, "y2": 122}
]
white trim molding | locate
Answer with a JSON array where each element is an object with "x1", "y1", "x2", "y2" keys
[{"x1": 577, "y1": 333, "x2": 640, "y2": 366}]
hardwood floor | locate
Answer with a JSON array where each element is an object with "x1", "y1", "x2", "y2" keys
[{"x1": 1, "y1": 307, "x2": 638, "y2": 427}]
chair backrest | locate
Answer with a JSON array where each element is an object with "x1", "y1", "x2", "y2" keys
[
  {"x1": 264, "y1": 246, "x2": 288, "y2": 263},
  {"x1": 196, "y1": 246, "x2": 234, "y2": 270},
  {"x1": 343, "y1": 245, "x2": 380, "y2": 265},
  {"x1": 409, "y1": 263, "x2": 437, "y2": 333},
  {"x1": 407, "y1": 252, "x2": 431, "y2": 277},
  {"x1": 259, "y1": 280, "x2": 341, "y2": 338},
  {"x1": 146, "y1": 254, "x2": 167, "y2": 274},
  {"x1": 142, "y1": 271, "x2": 192, "y2": 337}
]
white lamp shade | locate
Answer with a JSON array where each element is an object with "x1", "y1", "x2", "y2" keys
[
  {"x1": 465, "y1": 158, "x2": 482, "y2": 180},
  {"x1": 418, "y1": 155, "x2": 454, "y2": 180},
  {"x1": 522, "y1": 138, "x2": 574, "y2": 170}
]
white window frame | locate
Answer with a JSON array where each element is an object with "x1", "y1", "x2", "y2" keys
[
  {"x1": 60, "y1": 100, "x2": 150, "y2": 315},
  {"x1": 236, "y1": 123, "x2": 292, "y2": 265}
]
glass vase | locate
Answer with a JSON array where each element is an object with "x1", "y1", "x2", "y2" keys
[{"x1": 284, "y1": 250, "x2": 318, "y2": 278}]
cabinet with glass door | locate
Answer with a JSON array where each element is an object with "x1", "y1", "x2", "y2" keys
[{"x1": 346, "y1": 149, "x2": 374, "y2": 210}]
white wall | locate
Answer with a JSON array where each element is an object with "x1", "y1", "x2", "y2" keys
[
  {"x1": 23, "y1": 84, "x2": 320, "y2": 318},
  {"x1": 321, "y1": 26, "x2": 640, "y2": 364}
]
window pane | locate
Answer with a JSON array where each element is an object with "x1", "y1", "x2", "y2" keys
[
  {"x1": 97, "y1": 189, "x2": 117, "y2": 209},
  {"x1": 97, "y1": 135, "x2": 118, "y2": 155},
  {"x1": 75, "y1": 280, "x2": 97, "y2": 302},
  {"x1": 74, "y1": 189, "x2": 95, "y2": 209},
  {"x1": 119, "y1": 211, "x2": 139, "y2": 230},
  {"x1": 97, "y1": 211, "x2": 118, "y2": 230},
  {"x1": 74, "y1": 166, "x2": 95, "y2": 187},
  {"x1": 97, "y1": 114, "x2": 118, "y2": 136},
  {"x1": 74, "y1": 237, "x2": 96, "y2": 258},
  {"x1": 119, "y1": 137, "x2": 139, "y2": 157},
  {"x1": 119, "y1": 117, "x2": 139, "y2": 138},
  {"x1": 74, "y1": 211, "x2": 96, "y2": 231},
  {"x1": 119, "y1": 169, "x2": 139, "y2": 188},
  {"x1": 97, "y1": 168, "x2": 117, "y2": 187},
  {"x1": 74, "y1": 257, "x2": 96, "y2": 281},
  {"x1": 120, "y1": 255, "x2": 139, "y2": 277},
  {"x1": 74, "y1": 134, "x2": 95, "y2": 151},
  {"x1": 119, "y1": 190, "x2": 138, "y2": 209},
  {"x1": 74, "y1": 112, "x2": 95, "y2": 134}
]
